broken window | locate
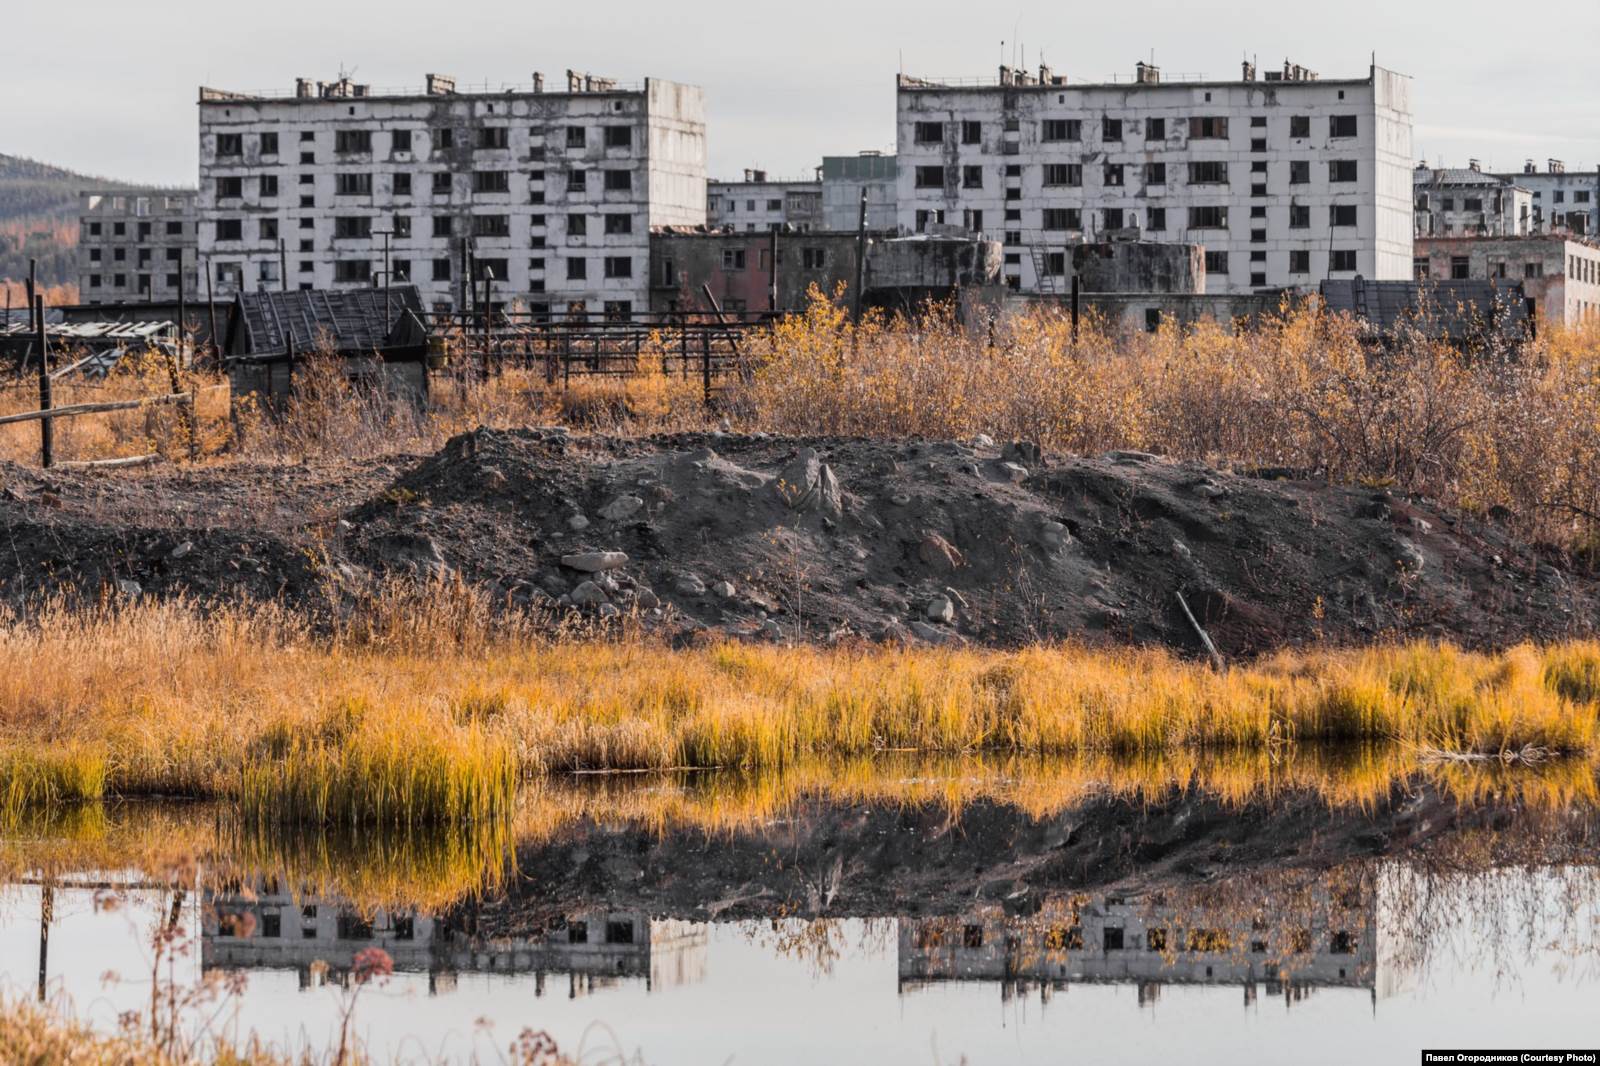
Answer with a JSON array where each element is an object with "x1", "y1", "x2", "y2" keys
[
  {"x1": 473, "y1": 214, "x2": 509, "y2": 238},
  {"x1": 961, "y1": 120, "x2": 981, "y2": 144},
  {"x1": 802, "y1": 247, "x2": 825, "y2": 269},
  {"x1": 1289, "y1": 115, "x2": 1310, "y2": 138},
  {"x1": 217, "y1": 176, "x2": 243, "y2": 199},
  {"x1": 721, "y1": 248, "x2": 746, "y2": 270},
  {"x1": 259, "y1": 175, "x2": 278, "y2": 198},
  {"x1": 604, "y1": 126, "x2": 632, "y2": 149},
  {"x1": 432, "y1": 216, "x2": 453, "y2": 237},
  {"x1": 1188, "y1": 116, "x2": 1228, "y2": 139},
  {"x1": 432, "y1": 257, "x2": 451, "y2": 280},
  {"x1": 335, "y1": 130, "x2": 372, "y2": 154},
  {"x1": 1103, "y1": 927, "x2": 1125, "y2": 951},
  {"x1": 432, "y1": 128, "x2": 455, "y2": 151},
  {"x1": 1413, "y1": 256, "x2": 1431, "y2": 279},
  {"x1": 260, "y1": 132, "x2": 279, "y2": 155},
  {"x1": 1103, "y1": 164, "x2": 1125, "y2": 187},
  {"x1": 566, "y1": 126, "x2": 587, "y2": 148},
  {"x1": 914, "y1": 209, "x2": 945, "y2": 231},
  {"x1": 432, "y1": 172, "x2": 452, "y2": 194},
  {"x1": 391, "y1": 129, "x2": 411, "y2": 153},
  {"x1": 215, "y1": 219, "x2": 242, "y2": 241},
  {"x1": 1329, "y1": 159, "x2": 1358, "y2": 183},
  {"x1": 1330, "y1": 204, "x2": 1357, "y2": 226},
  {"x1": 912, "y1": 121, "x2": 944, "y2": 144},
  {"x1": 1289, "y1": 160, "x2": 1310, "y2": 185},
  {"x1": 392, "y1": 215, "x2": 411, "y2": 238},
  {"x1": 1290, "y1": 249, "x2": 1310, "y2": 273},
  {"x1": 567, "y1": 214, "x2": 587, "y2": 236},
  {"x1": 1042, "y1": 163, "x2": 1082, "y2": 187},
  {"x1": 1330, "y1": 249, "x2": 1358, "y2": 272},
  {"x1": 1464, "y1": 197, "x2": 1484, "y2": 213},
  {"x1": 1145, "y1": 162, "x2": 1166, "y2": 185},
  {"x1": 1451, "y1": 255, "x2": 1471, "y2": 279},
  {"x1": 333, "y1": 216, "x2": 371, "y2": 239},
  {"x1": 565, "y1": 257, "x2": 588, "y2": 280},
  {"x1": 603, "y1": 213, "x2": 632, "y2": 235},
  {"x1": 1329, "y1": 115, "x2": 1358, "y2": 138},
  {"x1": 474, "y1": 171, "x2": 510, "y2": 194},
  {"x1": 1146, "y1": 928, "x2": 1168, "y2": 951},
  {"x1": 215, "y1": 133, "x2": 242, "y2": 157},
  {"x1": 1041, "y1": 208, "x2": 1081, "y2": 231},
  {"x1": 1188, "y1": 205, "x2": 1228, "y2": 229},
  {"x1": 260, "y1": 218, "x2": 278, "y2": 240},
  {"x1": 1204, "y1": 250, "x2": 1228, "y2": 273},
  {"x1": 333, "y1": 259, "x2": 371, "y2": 284},
  {"x1": 568, "y1": 169, "x2": 588, "y2": 193},
  {"x1": 1102, "y1": 117, "x2": 1123, "y2": 141},
  {"x1": 1147, "y1": 207, "x2": 1166, "y2": 231},
  {"x1": 913, "y1": 165, "x2": 945, "y2": 189},
  {"x1": 1041, "y1": 119, "x2": 1081, "y2": 143},
  {"x1": 336, "y1": 172, "x2": 373, "y2": 196},
  {"x1": 603, "y1": 255, "x2": 631, "y2": 278},
  {"x1": 1525, "y1": 261, "x2": 1543, "y2": 278},
  {"x1": 1146, "y1": 117, "x2": 1166, "y2": 140},
  {"x1": 1289, "y1": 204, "x2": 1311, "y2": 228},
  {"x1": 393, "y1": 173, "x2": 411, "y2": 196},
  {"x1": 1102, "y1": 207, "x2": 1125, "y2": 230},
  {"x1": 962, "y1": 165, "x2": 983, "y2": 189},
  {"x1": 1187, "y1": 161, "x2": 1228, "y2": 185},
  {"x1": 477, "y1": 126, "x2": 508, "y2": 150}
]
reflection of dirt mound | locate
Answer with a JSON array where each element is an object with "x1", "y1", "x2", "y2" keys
[
  {"x1": 478, "y1": 784, "x2": 1598, "y2": 929},
  {"x1": 3, "y1": 428, "x2": 1594, "y2": 654}
]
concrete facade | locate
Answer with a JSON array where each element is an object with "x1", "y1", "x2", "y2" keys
[
  {"x1": 77, "y1": 189, "x2": 199, "y2": 304},
  {"x1": 821, "y1": 153, "x2": 899, "y2": 232},
  {"x1": 707, "y1": 169, "x2": 822, "y2": 231},
  {"x1": 1070, "y1": 240, "x2": 1205, "y2": 293},
  {"x1": 1412, "y1": 166, "x2": 1530, "y2": 237},
  {"x1": 895, "y1": 59, "x2": 1413, "y2": 296},
  {"x1": 1489, "y1": 161, "x2": 1599, "y2": 237},
  {"x1": 1413, "y1": 234, "x2": 1600, "y2": 326},
  {"x1": 196, "y1": 72, "x2": 706, "y2": 315}
]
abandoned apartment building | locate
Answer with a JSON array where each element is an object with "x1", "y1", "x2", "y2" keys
[
  {"x1": 894, "y1": 58, "x2": 1414, "y2": 295},
  {"x1": 1412, "y1": 163, "x2": 1532, "y2": 237},
  {"x1": 195, "y1": 70, "x2": 706, "y2": 315},
  {"x1": 76, "y1": 188, "x2": 200, "y2": 304},
  {"x1": 706, "y1": 168, "x2": 822, "y2": 231},
  {"x1": 821, "y1": 152, "x2": 900, "y2": 232},
  {"x1": 1486, "y1": 159, "x2": 1600, "y2": 236},
  {"x1": 1413, "y1": 233, "x2": 1600, "y2": 326}
]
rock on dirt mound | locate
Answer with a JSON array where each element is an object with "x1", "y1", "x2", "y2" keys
[{"x1": 0, "y1": 429, "x2": 1593, "y2": 656}]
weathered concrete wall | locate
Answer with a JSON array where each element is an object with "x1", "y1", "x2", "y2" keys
[
  {"x1": 78, "y1": 189, "x2": 199, "y2": 304},
  {"x1": 894, "y1": 63, "x2": 1414, "y2": 295},
  {"x1": 1069, "y1": 241, "x2": 1204, "y2": 293},
  {"x1": 1011, "y1": 288, "x2": 1288, "y2": 334},
  {"x1": 1413, "y1": 235, "x2": 1600, "y2": 326},
  {"x1": 822, "y1": 154, "x2": 899, "y2": 233},
  {"x1": 708, "y1": 178, "x2": 822, "y2": 231}
]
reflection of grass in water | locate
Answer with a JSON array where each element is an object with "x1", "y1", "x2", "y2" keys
[
  {"x1": 214, "y1": 816, "x2": 513, "y2": 914},
  {"x1": 517, "y1": 748, "x2": 1600, "y2": 840}
]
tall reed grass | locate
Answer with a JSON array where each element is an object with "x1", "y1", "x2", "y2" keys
[{"x1": 0, "y1": 596, "x2": 1596, "y2": 830}]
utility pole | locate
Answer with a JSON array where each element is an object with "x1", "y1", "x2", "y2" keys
[
  {"x1": 768, "y1": 226, "x2": 779, "y2": 313},
  {"x1": 852, "y1": 189, "x2": 868, "y2": 324}
]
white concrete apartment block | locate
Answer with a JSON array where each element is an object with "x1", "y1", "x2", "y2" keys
[
  {"x1": 894, "y1": 61, "x2": 1413, "y2": 295},
  {"x1": 196, "y1": 73, "x2": 705, "y2": 314}
]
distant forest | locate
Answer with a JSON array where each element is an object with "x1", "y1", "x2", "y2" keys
[{"x1": 0, "y1": 153, "x2": 108, "y2": 297}]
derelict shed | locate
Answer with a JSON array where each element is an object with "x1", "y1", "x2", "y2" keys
[
  {"x1": 1320, "y1": 277, "x2": 1532, "y2": 347},
  {"x1": 222, "y1": 286, "x2": 431, "y2": 407}
]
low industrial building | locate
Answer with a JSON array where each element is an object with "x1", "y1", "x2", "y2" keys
[
  {"x1": 1413, "y1": 234, "x2": 1600, "y2": 326},
  {"x1": 707, "y1": 169, "x2": 822, "y2": 231},
  {"x1": 77, "y1": 188, "x2": 200, "y2": 304},
  {"x1": 1320, "y1": 276, "x2": 1530, "y2": 343},
  {"x1": 648, "y1": 228, "x2": 1001, "y2": 314}
]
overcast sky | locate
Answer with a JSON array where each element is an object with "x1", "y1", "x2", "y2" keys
[{"x1": 3, "y1": 0, "x2": 1596, "y2": 186}]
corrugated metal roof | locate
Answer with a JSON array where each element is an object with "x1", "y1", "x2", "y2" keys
[
  {"x1": 1413, "y1": 168, "x2": 1513, "y2": 188},
  {"x1": 226, "y1": 286, "x2": 425, "y2": 356},
  {"x1": 1321, "y1": 278, "x2": 1528, "y2": 339}
]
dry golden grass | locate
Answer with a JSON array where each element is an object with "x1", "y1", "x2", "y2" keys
[{"x1": 0, "y1": 595, "x2": 1597, "y2": 832}]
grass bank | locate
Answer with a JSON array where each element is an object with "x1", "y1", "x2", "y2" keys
[{"x1": 1, "y1": 598, "x2": 1598, "y2": 829}]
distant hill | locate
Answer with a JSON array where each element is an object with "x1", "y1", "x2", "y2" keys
[{"x1": 0, "y1": 152, "x2": 133, "y2": 296}]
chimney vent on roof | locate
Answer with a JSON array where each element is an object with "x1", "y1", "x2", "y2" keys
[
  {"x1": 1548, "y1": 158, "x2": 1566, "y2": 174},
  {"x1": 1136, "y1": 61, "x2": 1160, "y2": 84},
  {"x1": 425, "y1": 73, "x2": 456, "y2": 96},
  {"x1": 1469, "y1": 158, "x2": 1481, "y2": 172},
  {"x1": 1524, "y1": 159, "x2": 1537, "y2": 174},
  {"x1": 532, "y1": 72, "x2": 544, "y2": 93},
  {"x1": 295, "y1": 77, "x2": 315, "y2": 99}
]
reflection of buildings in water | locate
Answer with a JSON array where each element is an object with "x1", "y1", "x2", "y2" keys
[
  {"x1": 898, "y1": 876, "x2": 1377, "y2": 1008},
  {"x1": 201, "y1": 882, "x2": 707, "y2": 995}
]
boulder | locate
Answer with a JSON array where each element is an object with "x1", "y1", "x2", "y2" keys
[
  {"x1": 711, "y1": 580, "x2": 737, "y2": 599},
  {"x1": 926, "y1": 595, "x2": 956, "y2": 623},
  {"x1": 570, "y1": 580, "x2": 610, "y2": 607},
  {"x1": 674, "y1": 573, "x2": 707, "y2": 596},
  {"x1": 599, "y1": 495, "x2": 645, "y2": 522},
  {"x1": 566, "y1": 514, "x2": 591, "y2": 531},
  {"x1": 918, "y1": 531, "x2": 965, "y2": 573},
  {"x1": 561, "y1": 551, "x2": 629, "y2": 572},
  {"x1": 771, "y1": 448, "x2": 843, "y2": 518}
]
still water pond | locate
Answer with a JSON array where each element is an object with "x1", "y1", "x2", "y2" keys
[{"x1": 1, "y1": 767, "x2": 1597, "y2": 1064}]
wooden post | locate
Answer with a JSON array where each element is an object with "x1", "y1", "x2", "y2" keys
[
  {"x1": 702, "y1": 326, "x2": 712, "y2": 409},
  {"x1": 205, "y1": 261, "x2": 219, "y2": 367},
  {"x1": 34, "y1": 296, "x2": 52, "y2": 468},
  {"x1": 176, "y1": 269, "x2": 187, "y2": 367},
  {"x1": 1070, "y1": 272, "x2": 1081, "y2": 345},
  {"x1": 768, "y1": 227, "x2": 779, "y2": 312},
  {"x1": 26, "y1": 258, "x2": 36, "y2": 336},
  {"x1": 852, "y1": 190, "x2": 868, "y2": 324},
  {"x1": 37, "y1": 882, "x2": 52, "y2": 1003}
]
